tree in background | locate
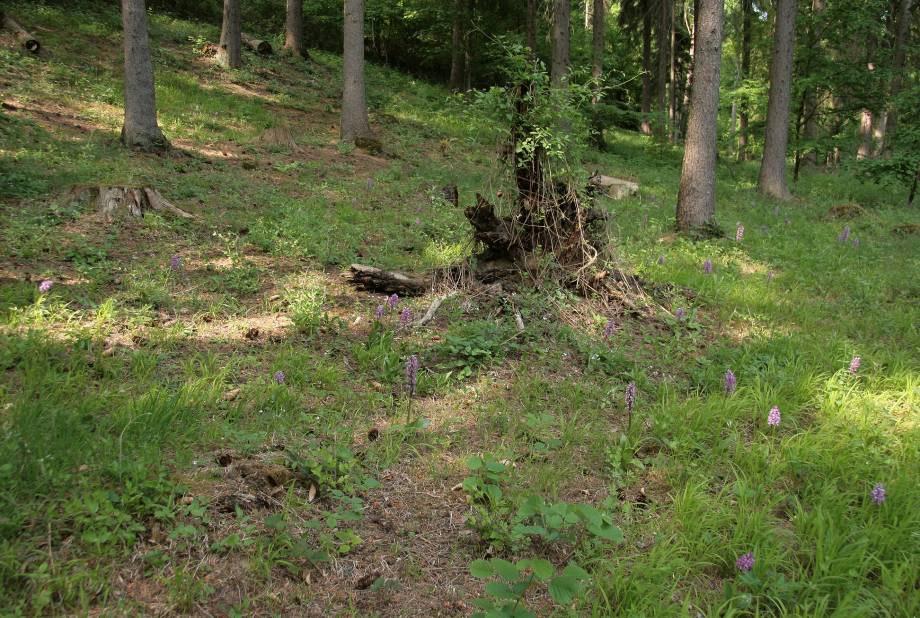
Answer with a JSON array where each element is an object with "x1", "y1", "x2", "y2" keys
[
  {"x1": 526, "y1": 0, "x2": 539, "y2": 54},
  {"x1": 675, "y1": 0, "x2": 724, "y2": 232},
  {"x1": 341, "y1": 0, "x2": 374, "y2": 144},
  {"x1": 551, "y1": 0, "x2": 571, "y2": 87},
  {"x1": 217, "y1": 0, "x2": 242, "y2": 68},
  {"x1": 619, "y1": 0, "x2": 654, "y2": 134},
  {"x1": 881, "y1": 0, "x2": 913, "y2": 154},
  {"x1": 737, "y1": 0, "x2": 751, "y2": 160},
  {"x1": 284, "y1": 0, "x2": 307, "y2": 58},
  {"x1": 449, "y1": 0, "x2": 467, "y2": 91},
  {"x1": 758, "y1": 0, "x2": 797, "y2": 200},
  {"x1": 120, "y1": 0, "x2": 169, "y2": 151}
]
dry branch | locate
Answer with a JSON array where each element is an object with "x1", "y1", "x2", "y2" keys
[
  {"x1": 241, "y1": 33, "x2": 272, "y2": 55},
  {"x1": 2, "y1": 13, "x2": 40, "y2": 53}
]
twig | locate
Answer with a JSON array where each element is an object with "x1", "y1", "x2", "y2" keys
[{"x1": 413, "y1": 292, "x2": 457, "y2": 327}]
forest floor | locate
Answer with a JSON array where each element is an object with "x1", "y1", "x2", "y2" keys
[{"x1": 1, "y1": 3, "x2": 918, "y2": 617}]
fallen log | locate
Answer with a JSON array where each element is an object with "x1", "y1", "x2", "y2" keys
[
  {"x1": 348, "y1": 264, "x2": 430, "y2": 296},
  {"x1": 2, "y1": 13, "x2": 40, "y2": 53},
  {"x1": 241, "y1": 33, "x2": 272, "y2": 55}
]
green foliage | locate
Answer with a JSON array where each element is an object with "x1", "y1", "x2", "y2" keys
[
  {"x1": 435, "y1": 320, "x2": 516, "y2": 380},
  {"x1": 469, "y1": 558, "x2": 590, "y2": 617}
]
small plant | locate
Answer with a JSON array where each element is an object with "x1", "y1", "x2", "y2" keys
[
  {"x1": 286, "y1": 445, "x2": 365, "y2": 496},
  {"x1": 286, "y1": 285, "x2": 339, "y2": 335},
  {"x1": 436, "y1": 321, "x2": 514, "y2": 380},
  {"x1": 469, "y1": 557, "x2": 590, "y2": 617},
  {"x1": 353, "y1": 321, "x2": 402, "y2": 383},
  {"x1": 605, "y1": 433, "x2": 645, "y2": 489}
]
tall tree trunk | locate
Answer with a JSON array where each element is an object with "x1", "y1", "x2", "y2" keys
[
  {"x1": 449, "y1": 0, "x2": 466, "y2": 91},
  {"x1": 675, "y1": 0, "x2": 724, "y2": 232},
  {"x1": 801, "y1": 0, "x2": 824, "y2": 166},
  {"x1": 341, "y1": 0, "x2": 373, "y2": 143},
  {"x1": 551, "y1": 0, "x2": 571, "y2": 87},
  {"x1": 656, "y1": 0, "x2": 670, "y2": 140},
  {"x1": 882, "y1": 0, "x2": 912, "y2": 154},
  {"x1": 856, "y1": 33, "x2": 877, "y2": 161},
  {"x1": 526, "y1": 0, "x2": 538, "y2": 54},
  {"x1": 641, "y1": 4, "x2": 652, "y2": 135},
  {"x1": 120, "y1": 0, "x2": 168, "y2": 151},
  {"x1": 591, "y1": 0, "x2": 605, "y2": 98},
  {"x1": 284, "y1": 0, "x2": 306, "y2": 58},
  {"x1": 217, "y1": 0, "x2": 242, "y2": 68},
  {"x1": 585, "y1": 0, "x2": 594, "y2": 29},
  {"x1": 669, "y1": 0, "x2": 678, "y2": 141},
  {"x1": 680, "y1": 0, "x2": 698, "y2": 139},
  {"x1": 737, "y1": 0, "x2": 751, "y2": 160},
  {"x1": 757, "y1": 0, "x2": 797, "y2": 200}
]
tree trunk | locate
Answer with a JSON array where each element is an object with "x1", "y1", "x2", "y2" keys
[
  {"x1": 526, "y1": 0, "x2": 538, "y2": 54},
  {"x1": 801, "y1": 0, "x2": 824, "y2": 165},
  {"x1": 120, "y1": 0, "x2": 168, "y2": 151},
  {"x1": 882, "y1": 0, "x2": 912, "y2": 154},
  {"x1": 585, "y1": 0, "x2": 594, "y2": 29},
  {"x1": 669, "y1": 0, "x2": 678, "y2": 142},
  {"x1": 856, "y1": 36, "x2": 877, "y2": 161},
  {"x1": 680, "y1": 0, "x2": 698, "y2": 139},
  {"x1": 675, "y1": 0, "x2": 723, "y2": 232},
  {"x1": 737, "y1": 0, "x2": 751, "y2": 160},
  {"x1": 284, "y1": 0, "x2": 306, "y2": 58},
  {"x1": 341, "y1": 0, "x2": 374, "y2": 144},
  {"x1": 656, "y1": 0, "x2": 670, "y2": 140},
  {"x1": 551, "y1": 0, "x2": 570, "y2": 87},
  {"x1": 641, "y1": 4, "x2": 652, "y2": 135},
  {"x1": 217, "y1": 0, "x2": 242, "y2": 68},
  {"x1": 1, "y1": 13, "x2": 40, "y2": 53},
  {"x1": 757, "y1": 0, "x2": 797, "y2": 200},
  {"x1": 591, "y1": 0, "x2": 605, "y2": 98},
  {"x1": 449, "y1": 0, "x2": 466, "y2": 91}
]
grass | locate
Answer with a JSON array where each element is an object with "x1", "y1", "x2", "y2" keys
[{"x1": 1, "y1": 2, "x2": 918, "y2": 616}]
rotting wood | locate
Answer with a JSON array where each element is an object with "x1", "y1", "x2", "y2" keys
[
  {"x1": 241, "y1": 33, "x2": 272, "y2": 55},
  {"x1": 2, "y1": 13, "x2": 40, "y2": 54},
  {"x1": 348, "y1": 264, "x2": 430, "y2": 296}
]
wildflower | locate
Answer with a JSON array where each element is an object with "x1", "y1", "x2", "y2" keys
[
  {"x1": 374, "y1": 305, "x2": 385, "y2": 320},
  {"x1": 675, "y1": 307, "x2": 686, "y2": 320},
  {"x1": 736, "y1": 552, "x2": 755, "y2": 573},
  {"x1": 870, "y1": 483, "x2": 886, "y2": 505},
  {"x1": 169, "y1": 254, "x2": 183, "y2": 271},
  {"x1": 603, "y1": 319, "x2": 617, "y2": 339},
  {"x1": 767, "y1": 405, "x2": 781, "y2": 427},
  {"x1": 736, "y1": 223, "x2": 745, "y2": 242},
  {"x1": 703, "y1": 259, "x2": 713, "y2": 274},
  {"x1": 405, "y1": 354, "x2": 419, "y2": 396},
  {"x1": 399, "y1": 307, "x2": 413, "y2": 328},
  {"x1": 387, "y1": 293, "x2": 399, "y2": 310},
  {"x1": 625, "y1": 382, "x2": 637, "y2": 413},
  {"x1": 273, "y1": 370, "x2": 286, "y2": 384},
  {"x1": 38, "y1": 280, "x2": 53, "y2": 293},
  {"x1": 838, "y1": 226, "x2": 851, "y2": 242},
  {"x1": 657, "y1": 255, "x2": 666, "y2": 265},
  {"x1": 849, "y1": 356, "x2": 861, "y2": 374},
  {"x1": 724, "y1": 369, "x2": 737, "y2": 395}
]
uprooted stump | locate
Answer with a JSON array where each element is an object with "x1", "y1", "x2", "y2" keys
[{"x1": 63, "y1": 186, "x2": 195, "y2": 222}]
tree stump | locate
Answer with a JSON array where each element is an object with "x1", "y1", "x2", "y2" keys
[
  {"x1": 62, "y1": 186, "x2": 195, "y2": 223},
  {"x1": 2, "y1": 13, "x2": 40, "y2": 53}
]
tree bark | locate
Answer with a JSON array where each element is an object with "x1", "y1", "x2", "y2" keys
[
  {"x1": 242, "y1": 33, "x2": 272, "y2": 55},
  {"x1": 675, "y1": 0, "x2": 723, "y2": 232},
  {"x1": 656, "y1": 0, "x2": 670, "y2": 140},
  {"x1": 856, "y1": 34, "x2": 877, "y2": 161},
  {"x1": 585, "y1": 0, "x2": 594, "y2": 29},
  {"x1": 551, "y1": 0, "x2": 571, "y2": 87},
  {"x1": 882, "y1": 0, "x2": 912, "y2": 154},
  {"x1": 217, "y1": 0, "x2": 242, "y2": 68},
  {"x1": 641, "y1": 4, "x2": 653, "y2": 135},
  {"x1": 284, "y1": 0, "x2": 307, "y2": 58},
  {"x1": 669, "y1": 0, "x2": 678, "y2": 141},
  {"x1": 526, "y1": 0, "x2": 538, "y2": 54},
  {"x1": 591, "y1": 0, "x2": 605, "y2": 99},
  {"x1": 120, "y1": 0, "x2": 168, "y2": 151},
  {"x1": 2, "y1": 13, "x2": 40, "y2": 53},
  {"x1": 757, "y1": 0, "x2": 797, "y2": 200},
  {"x1": 679, "y1": 0, "x2": 698, "y2": 139},
  {"x1": 737, "y1": 0, "x2": 751, "y2": 160},
  {"x1": 341, "y1": 0, "x2": 374, "y2": 143},
  {"x1": 449, "y1": 0, "x2": 466, "y2": 91}
]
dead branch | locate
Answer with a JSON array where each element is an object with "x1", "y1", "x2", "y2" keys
[
  {"x1": 348, "y1": 264, "x2": 430, "y2": 296},
  {"x1": 414, "y1": 292, "x2": 457, "y2": 327}
]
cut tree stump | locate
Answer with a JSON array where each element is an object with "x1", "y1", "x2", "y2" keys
[
  {"x1": 62, "y1": 186, "x2": 195, "y2": 222},
  {"x1": 348, "y1": 264, "x2": 430, "y2": 296},
  {"x1": 242, "y1": 33, "x2": 272, "y2": 55},
  {"x1": 2, "y1": 13, "x2": 40, "y2": 53}
]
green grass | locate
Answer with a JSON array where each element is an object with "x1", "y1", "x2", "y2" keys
[{"x1": 1, "y1": 3, "x2": 918, "y2": 616}]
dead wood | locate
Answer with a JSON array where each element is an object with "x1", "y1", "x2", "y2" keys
[
  {"x1": 348, "y1": 264, "x2": 430, "y2": 296},
  {"x1": 241, "y1": 33, "x2": 272, "y2": 55},
  {"x1": 2, "y1": 13, "x2": 40, "y2": 53}
]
